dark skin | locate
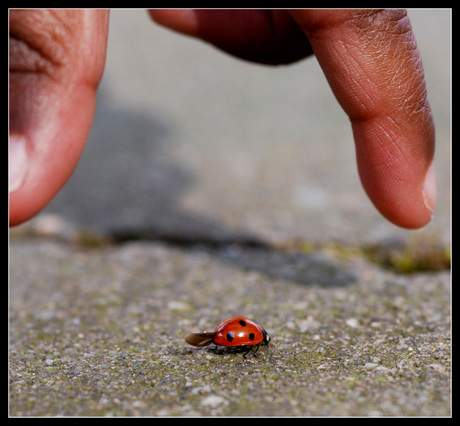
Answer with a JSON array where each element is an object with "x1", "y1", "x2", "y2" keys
[{"x1": 9, "y1": 9, "x2": 436, "y2": 228}]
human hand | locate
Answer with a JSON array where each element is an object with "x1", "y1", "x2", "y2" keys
[
  {"x1": 149, "y1": 9, "x2": 437, "y2": 229},
  {"x1": 9, "y1": 9, "x2": 436, "y2": 229},
  {"x1": 9, "y1": 9, "x2": 109, "y2": 226}
]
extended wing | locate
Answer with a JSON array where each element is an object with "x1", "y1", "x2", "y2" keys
[{"x1": 185, "y1": 332, "x2": 216, "y2": 347}]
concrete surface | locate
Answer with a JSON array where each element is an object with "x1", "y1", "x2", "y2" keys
[
  {"x1": 9, "y1": 238, "x2": 451, "y2": 416},
  {"x1": 10, "y1": 9, "x2": 450, "y2": 417}
]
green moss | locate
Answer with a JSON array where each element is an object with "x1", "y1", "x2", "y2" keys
[
  {"x1": 278, "y1": 233, "x2": 450, "y2": 274},
  {"x1": 74, "y1": 231, "x2": 112, "y2": 248},
  {"x1": 362, "y1": 234, "x2": 450, "y2": 274}
]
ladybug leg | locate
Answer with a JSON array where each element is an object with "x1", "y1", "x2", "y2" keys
[
  {"x1": 242, "y1": 347, "x2": 253, "y2": 359},
  {"x1": 253, "y1": 343, "x2": 262, "y2": 357},
  {"x1": 210, "y1": 344, "x2": 223, "y2": 355},
  {"x1": 242, "y1": 344, "x2": 262, "y2": 359}
]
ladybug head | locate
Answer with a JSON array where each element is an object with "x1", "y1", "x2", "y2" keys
[{"x1": 262, "y1": 327, "x2": 270, "y2": 345}]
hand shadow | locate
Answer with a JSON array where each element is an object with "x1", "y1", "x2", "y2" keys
[{"x1": 43, "y1": 87, "x2": 356, "y2": 288}]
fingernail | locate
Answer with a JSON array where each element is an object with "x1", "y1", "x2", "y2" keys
[
  {"x1": 9, "y1": 135, "x2": 28, "y2": 193},
  {"x1": 422, "y1": 161, "x2": 437, "y2": 217}
]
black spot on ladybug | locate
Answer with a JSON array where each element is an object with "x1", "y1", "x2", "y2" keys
[
  {"x1": 249, "y1": 333, "x2": 255, "y2": 341},
  {"x1": 226, "y1": 332, "x2": 234, "y2": 342},
  {"x1": 239, "y1": 320, "x2": 246, "y2": 327}
]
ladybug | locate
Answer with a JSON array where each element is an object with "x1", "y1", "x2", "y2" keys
[{"x1": 185, "y1": 316, "x2": 270, "y2": 358}]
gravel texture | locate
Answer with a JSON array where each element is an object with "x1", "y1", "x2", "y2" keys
[{"x1": 10, "y1": 237, "x2": 450, "y2": 416}]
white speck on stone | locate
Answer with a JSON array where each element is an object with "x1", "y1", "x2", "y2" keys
[
  {"x1": 428, "y1": 364, "x2": 445, "y2": 373},
  {"x1": 191, "y1": 385, "x2": 211, "y2": 395},
  {"x1": 167, "y1": 300, "x2": 191, "y2": 311},
  {"x1": 365, "y1": 362, "x2": 378, "y2": 370},
  {"x1": 346, "y1": 318, "x2": 359, "y2": 328},
  {"x1": 132, "y1": 400, "x2": 146, "y2": 408},
  {"x1": 298, "y1": 315, "x2": 320, "y2": 332},
  {"x1": 31, "y1": 214, "x2": 70, "y2": 237},
  {"x1": 200, "y1": 395, "x2": 226, "y2": 408}
]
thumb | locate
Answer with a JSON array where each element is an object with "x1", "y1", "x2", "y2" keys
[{"x1": 9, "y1": 9, "x2": 109, "y2": 226}]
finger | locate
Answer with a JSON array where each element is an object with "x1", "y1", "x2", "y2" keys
[
  {"x1": 9, "y1": 9, "x2": 109, "y2": 226},
  {"x1": 149, "y1": 9, "x2": 313, "y2": 65},
  {"x1": 289, "y1": 9, "x2": 436, "y2": 229}
]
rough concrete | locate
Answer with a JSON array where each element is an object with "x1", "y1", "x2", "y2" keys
[
  {"x1": 9, "y1": 237, "x2": 450, "y2": 416},
  {"x1": 10, "y1": 9, "x2": 450, "y2": 417}
]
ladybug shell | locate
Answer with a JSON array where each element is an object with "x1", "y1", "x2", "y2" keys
[{"x1": 213, "y1": 317, "x2": 266, "y2": 347}]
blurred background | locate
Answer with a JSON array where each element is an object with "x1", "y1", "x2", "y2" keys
[{"x1": 41, "y1": 9, "x2": 451, "y2": 247}]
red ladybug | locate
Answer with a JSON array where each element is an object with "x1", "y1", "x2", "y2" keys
[{"x1": 185, "y1": 316, "x2": 270, "y2": 358}]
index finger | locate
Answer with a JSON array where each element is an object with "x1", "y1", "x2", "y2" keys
[{"x1": 289, "y1": 9, "x2": 436, "y2": 229}]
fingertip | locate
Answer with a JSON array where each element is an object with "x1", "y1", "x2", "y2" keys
[
  {"x1": 9, "y1": 83, "x2": 97, "y2": 227},
  {"x1": 357, "y1": 155, "x2": 436, "y2": 230},
  {"x1": 291, "y1": 9, "x2": 437, "y2": 229},
  {"x1": 149, "y1": 9, "x2": 313, "y2": 65},
  {"x1": 148, "y1": 9, "x2": 198, "y2": 36}
]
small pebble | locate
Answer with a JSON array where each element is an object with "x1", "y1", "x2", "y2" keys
[
  {"x1": 428, "y1": 364, "x2": 445, "y2": 373},
  {"x1": 365, "y1": 363, "x2": 378, "y2": 370},
  {"x1": 200, "y1": 395, "x2": 226, "y2": 408},
  {"x1": 346, "y1": 318, "x2": 359, "y2": 328}
]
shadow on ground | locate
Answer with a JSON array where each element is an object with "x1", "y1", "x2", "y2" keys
[
  {"x1": 207, "y1": 244, "x2": 357, "y2": 288},
  {"x1": 43, "y1": 88, "x2": 356, "y2": 288}
]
